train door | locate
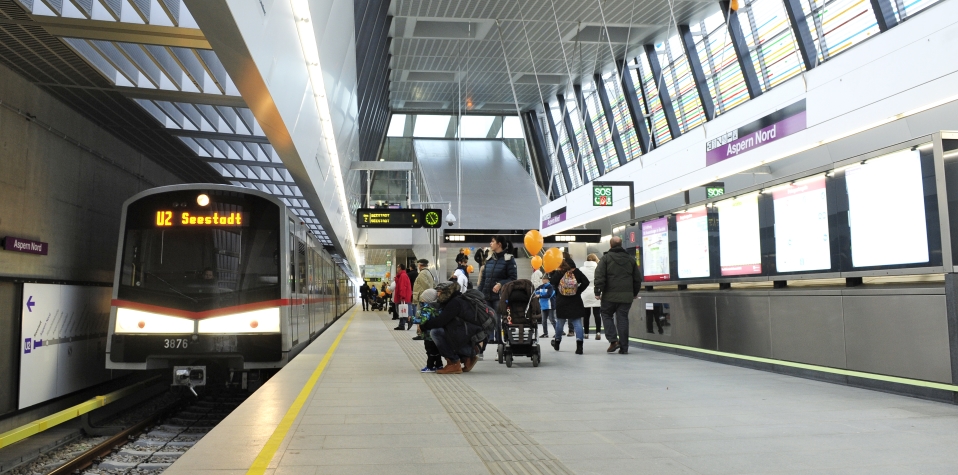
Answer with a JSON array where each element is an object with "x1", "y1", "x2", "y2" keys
[{"x1": 287, "y1": 219, "x2": 299, "y2": 346}]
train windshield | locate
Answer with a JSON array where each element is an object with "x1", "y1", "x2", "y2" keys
[{"x1": 118, "y1": 190, "x2": 282, "y2": 312}]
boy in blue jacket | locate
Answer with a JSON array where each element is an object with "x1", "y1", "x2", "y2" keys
[
  {"x1": 413, "y1": 288, "x2": 443, "y2": 372},
  {"x1": 534, "y1": 275, "x2": 556, "y2": 338}
]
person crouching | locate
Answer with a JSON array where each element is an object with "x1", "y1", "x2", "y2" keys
[{"x1": 420, "y1": 282, "x2": 481, "y2": 374}]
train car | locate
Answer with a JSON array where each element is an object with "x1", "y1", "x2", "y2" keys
[{"x1": 106, "y1": 184, "x2": 354, "y2": 388}]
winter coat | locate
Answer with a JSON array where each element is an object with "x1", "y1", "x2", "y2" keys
[
  {"x1": 579, "y1": 261, "x2": 600, "y2": 308},
  {"x1": 478, "y1": 252, "x2": 517, "y2": 303},
  {"x1": 594, "y1": 246, "x2": 642, "y2": 304},
  {"x1": 534, "y1": 283, "x2": 555, "y2": 310},
  {"x1": 359, "y1": 283, "x2": 370, "y2": 298},
  {"x1": 549, "y1": 267, "x2": 589, "y2": 320},
  {"x1": 412, "y1": 268, "x2": 436, "y2": 303},
  {"x1": 393, "y1": 270, "x2": 412, "y2": 304},
  {"x1": 406, "y1": 268, "x2": 419, "y2": 290},
  {"x1": 497, "y1": 279, "x2": 541, "y2": 321},
  {"x1": 420, "y1": 292, "x2": 483, "y2": 352}
]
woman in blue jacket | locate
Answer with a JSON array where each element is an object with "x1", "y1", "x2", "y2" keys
[{"x1": 477, "y1": 235, "x2": 517, "y2": 353}]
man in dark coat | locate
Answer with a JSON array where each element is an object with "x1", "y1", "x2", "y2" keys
[
  {"x1": 420, "y1": 283, "x2": 481, "y2": 374},
  {"x1": 359, "y1": 281, "x2": 370, "y2": 311},
  {"x1": 594, "y1": 236, "x2": 642, "y2": 354}
]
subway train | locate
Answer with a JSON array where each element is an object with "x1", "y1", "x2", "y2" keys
[{"x1": 106, "y1": 184, "x2": 354, "y2": 388}]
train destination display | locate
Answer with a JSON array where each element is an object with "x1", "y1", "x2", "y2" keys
[
  {"x1": 676, "y1": 207, "x2": 710, "y2": 279},
  {"x1": 642, "y1": 217, "x2": 670, "y2": 281},
  {"x1": 845, "y1": 149, "x2": 929, "y2": 267},
  {"x1": 773, "y1": 176, "x2": 831, "y2": 272},
  {"x1": 717, "y1": 194, "x2": 762, "y2": 276}
]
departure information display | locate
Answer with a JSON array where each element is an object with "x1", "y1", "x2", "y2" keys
[
  {"x1": 717, "y1": 194, "x2": 762, "y2": 276},
  {"x1": 642, "y1": 217, "x2": 670, "y2": 281},
  {"x1": 676, "y1": 207, "x2": 710, "y2": 279},
  {"x1": 773, "y1": 176, "x2": 831, "y2": 272},
  {"x1": 845, "y1": 149, "x2": 929, "y2": 267}
]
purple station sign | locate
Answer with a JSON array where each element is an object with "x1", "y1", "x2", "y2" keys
[
  {"x1": 2, "y1": 236, "x2": 48, "y2": 255},
  {"x1": 542, "y1": 206, "x2": 567, "y2": 229},
  {"x1": 706, "y1": 100, "x2": 807, "y2": 166}
]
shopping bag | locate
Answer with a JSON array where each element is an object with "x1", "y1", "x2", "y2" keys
[{"x1": 398, "y1": 303, "x2": 409, "y2": 319}]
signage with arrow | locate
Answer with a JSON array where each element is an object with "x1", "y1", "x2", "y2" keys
[{"x1": 26, "y1": 296, "x2": 35, "y2": 312}]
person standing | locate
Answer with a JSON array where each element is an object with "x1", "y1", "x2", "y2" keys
[
  {"x1": 359, "y1": 281, "x2": 371, "y2": 311},
  {"x1": 580, "y1": 254, "x2": 601, "y2": 339},
  {"x1": 534, "y1": 275, "x2": 555, "y2": 338},
  {"x1": 549, "y1": 259, "x2": 589, "y2": 354},
  {"x1": 452, "y1": 253, "x2": 470, "y2": 288},
  {"x1": 477, "y1": 236, "x2": 517, "y2": 356},
  {"x1": 594, "y1": 237, "x2": 642, "y2": 354},
  {"x1": 393, "y1": 264, "x2": 413, "y2": 330}
]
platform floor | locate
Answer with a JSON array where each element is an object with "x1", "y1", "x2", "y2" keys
[{"x1": 164, "y1": 308, "x2": 958, "y2": 475}]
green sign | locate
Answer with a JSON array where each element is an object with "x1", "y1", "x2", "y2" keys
[
  {"x1": 593, "y1": 186, "x2": 613, "y2": 206},
  {"x1": 706, "y1": 184, "x2": 725, "y2": 198},
  {"x1": 423, "y1": 209, "x2": 442, "y2": 228}
]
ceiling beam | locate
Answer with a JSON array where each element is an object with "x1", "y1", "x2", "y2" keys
[
  {"x1": 167, "y1": 129, "x2": 270, "y2": 144},
  {"x1": 20, "y1": 15, "x2": 211, "y2": 49}
]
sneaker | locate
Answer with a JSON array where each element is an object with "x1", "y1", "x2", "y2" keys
[
  {"x1": 539, "y1": 333, "x2": 549, "y2": 338},
  {"x1": 421, "y1": 366, "x2": 436, "y2": 373},
  {"x1": 595, "y1": 334, "x2": 601, "y2": 340}
]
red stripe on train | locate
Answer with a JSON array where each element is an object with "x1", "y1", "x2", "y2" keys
[{"x1": 111, "y1": 297, "x2": 335, "y2": 320}]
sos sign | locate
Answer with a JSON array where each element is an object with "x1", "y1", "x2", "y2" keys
[{"x1": 593, "y1": 186, "x2": 613, "y2": 206}]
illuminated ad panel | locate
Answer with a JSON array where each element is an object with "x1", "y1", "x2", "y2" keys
[
  {"x1": 641, "y1": 217, "x2": 670, "y2": 281},
  {"x1": 773, "y1": 176, "x2": 831, "y2": 272},
  {"x1": 676, "y1": 207, "x2": 710, "y2": 279},
  {"x1": 717, "y1": 194, "x2": 762, "y2": 276},
  {"x1": 845, "y1": 149, "x2": 929, "y2": 267}
]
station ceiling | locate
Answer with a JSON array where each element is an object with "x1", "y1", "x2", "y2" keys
[{"x1": 388, "y1": 0, "x2": 721, "y2": 114}]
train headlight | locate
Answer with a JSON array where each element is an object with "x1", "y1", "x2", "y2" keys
[
  {"x1": 116, "y1": 308, "x2": 194, "y2": 334},
  {"x1": 196, "y1": 194, "x2": 210, "y2": 206},
  {"x1": 197, "y1": 308, "x2": 280, "y2": 334}
]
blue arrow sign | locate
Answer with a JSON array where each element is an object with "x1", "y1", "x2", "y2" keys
[{"x1": 26, "y1": 296, "x2": 35, "y2": 312}]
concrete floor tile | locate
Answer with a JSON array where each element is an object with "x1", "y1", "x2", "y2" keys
[{"x1": 419, "y1": 446, "x2": 483, "y2": 464}]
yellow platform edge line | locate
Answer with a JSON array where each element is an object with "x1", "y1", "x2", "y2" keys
[
  {"x1": 246, "y1": 307, "x2": 359, "y2": 475},
  {"x1": 0, "y1": 375, "x2": 161, "y2": 449},
  {"x1": 629, "y1": 337, "x2": 958, "y2": 392}
]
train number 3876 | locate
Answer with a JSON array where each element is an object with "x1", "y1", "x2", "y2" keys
[{"x1": 163, "y1": 338, "x2": 189, "y2": 349}]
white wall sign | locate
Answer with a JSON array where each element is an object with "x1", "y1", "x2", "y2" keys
[{"x1": 773, "y1": 176, "x2": 831, "y2": 272}]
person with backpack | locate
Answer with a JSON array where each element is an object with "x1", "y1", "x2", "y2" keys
[
  {"x1": 477, "y1": 236, "x2": 517, "y2": 357},
  {"x1": 549, "y1": 258, "x2": 590, "y2": 354},
  {"x1": 534, "y1": 275, "x2": 556, "y2": 338},
  {"x1": 594, "y1": 236, "x2": 642, "y2": 354},
  {"x1": 420, "y1": 282, "x2": 486, "y2": 374}
]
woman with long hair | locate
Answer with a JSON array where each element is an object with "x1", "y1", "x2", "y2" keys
[
  {"x1": 580, "y1": 253, "x2": 602, "y2": 339},
  {"x1": 476, "y1": 235, "x2": 517, "y2": 358},
  {"x1": 549, "y1": 258, "x2": 590, "y2": 354}
]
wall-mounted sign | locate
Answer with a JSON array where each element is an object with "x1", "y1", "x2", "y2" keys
[
  {"x1": 705, "y1": 182, "x2": 725, "y2": 198},
  {"x1": 593, "y1": 186, "x2": 613, "y2": 206},
  {"x1": 705, "y1": 100, "x2": 806, "y2": 166},
  {"x1": 3, "y1": 236, "x2": 48, "y2": 255},
  {"x1": 443, "y1": 229, "x2": 601, "y2": 244},
  {"x1": 542, "y1": 207, "x2": 567, "y2": 228},
  {"x1": 356, "y1": 208, "x2": 443, "y2": 228}
]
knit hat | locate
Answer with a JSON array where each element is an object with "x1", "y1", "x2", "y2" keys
[{"x1": 420, "y1": 288, "x2": 438, "y2": 303}]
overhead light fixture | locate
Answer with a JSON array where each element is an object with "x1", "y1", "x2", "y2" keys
[
  {"x1": 290, "y1": 0, "x2": 358, "y2": 270},
  {"x1": 197, "y1": 194, "x2": 210, "y2": 206}
]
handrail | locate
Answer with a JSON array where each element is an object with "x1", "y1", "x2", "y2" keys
[{"x1": 0, "y1": 375, "x2": 162, "y2": 449}]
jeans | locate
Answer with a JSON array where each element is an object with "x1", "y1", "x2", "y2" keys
[
  {"x1": 429, "y1": 328, "x2": 476, "y2": 362},
  {"x1": 583, "y1": 307, "x2": 601, "y2": 334},
  {"x1": 601, "y1": 301, "x2": 632, "y2": 349},
  {"x1": 554, "y1": 318, "x2": 583, "y2": 341},
  {"x1": 540, "y1": 308, "x2": 555, "y2": 336}
]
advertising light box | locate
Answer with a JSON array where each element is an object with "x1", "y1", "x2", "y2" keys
[
  {"x1": 642, "y1": 217, "x2": 670, "y2": 281},
  {"x1": 845, "y1": 149, "x2": 929, "y2": 268},
  {"x1": 773, "y1": 176, "x2": 831, "y2": 273},
  {"x1": 717, "y1": 194, "x2": 762, "y2": 276},
  {"x1": 676, "y1": 207, "x2": 710, "y2": 279}
]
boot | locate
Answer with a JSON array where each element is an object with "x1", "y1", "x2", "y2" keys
[
  {"x1": 394, "y1": 318, "x2": 406, "y2": 330},
  {"x1": 436, "y1": 359, "x2": 462, "y2": 374},
  {"x1": 462, "y1": 356, "x2": 478, "y2": 372},
  {"x1": 607, "y1": 341, "x2": 619, "y2": 353},
  {"x1": 551, "y1": 339, "x2": 560, "y2": 351},
  {"x1": 575, "y1": 341, "x2": 583, "y2": 355}
]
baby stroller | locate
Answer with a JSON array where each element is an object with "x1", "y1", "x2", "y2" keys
[
  {"x1": 371, "y1": 293, "x2": 386, "y2": 311},
  {"x1": 496, "y1": 280, "x2": 542, "y2": 368}
]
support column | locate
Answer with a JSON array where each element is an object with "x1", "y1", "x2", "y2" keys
[
  {"x1": 594, "y1": 73, "x2": 629, "y2": 166},
  {"x1": 720, "y1": 1, "x2": 763, "y2": 99},
  {"x1": 525, "y1": 111, "x2": 554, "y2": 196},
  {"x1": 573, "y1": 84, "x2": 606, "y2": 176},
  {"x1": 643, "y1": 44, "x2": 682, "y2": 139},
  {"x1": 870, "y1": 0, "x2": 899, "y2": 31},
  {"x1": 678, "y1": 24, "x2": 716, "y2": 121},
  {"x1": 781, "y1": 0, "x2": 819, "y2": 71},
  {"x1": 615, "y1": 61, "x2": 653, "y2": 154}
]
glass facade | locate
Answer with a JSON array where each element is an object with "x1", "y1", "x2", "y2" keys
[
  {"x1": 799, "y1": 0, "x2": 881, "y2": 61},
  {"x1": 583, "y1": 85, "x2": 620, "y2": 172},
  {"x1": 690, "y1": 11, "x2": 749, "y2": 116},
  {"x1": 601, "y1": 70, "x2": 643, "y2": 162},
  {"x1": 548, "y1": 101, "x2": 583, "y2": 189},
  {"x1": 738, "y1": 0, "x2": 806, "y2": 90},
  {"x1": 564, "y1": 95, "x2": 600, "y2": 181},
  {"x1": 631, "y1": 55, "x2": 672, "y2": 147}
]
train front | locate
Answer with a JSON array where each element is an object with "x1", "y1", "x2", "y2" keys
[{"x1": 106, "y1": 187, "x2": 286, "y2": 388}]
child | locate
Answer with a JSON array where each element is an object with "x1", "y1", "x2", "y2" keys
[
  {"x1": 414, "y1": 288, "x2": 443, "y2": 373},
  {"x1": 534, "y1": 275, "x2": 556, "y2": 338}
]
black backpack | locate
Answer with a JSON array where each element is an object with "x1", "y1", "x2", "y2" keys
[{"x1": 459, "y1": 289, "x2": 497, "y2": 344}]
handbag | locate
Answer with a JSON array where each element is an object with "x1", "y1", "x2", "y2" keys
[{"x1": 398, "y1": 303, "x2": 409, "y2": 320}]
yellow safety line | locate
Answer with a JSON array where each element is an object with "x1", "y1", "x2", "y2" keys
[
  {"x1": 0, "y1": 376, "x2": 161, "y2": 449},
  {"x1": 629, "y1": 337, "x2": 958, "y2": 392},
  {"x1": 246, "y1": 307, "x2": 358, "y2": 475}
]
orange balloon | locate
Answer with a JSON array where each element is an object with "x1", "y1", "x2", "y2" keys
[
  {"x1": 524, "y1": 230, "x2": 544, "y2": 256},
  {"x1": 467, "y1": 265, "x2": 474, "y2": 273},
  {"x1": 464, "y1": 248, "x2": 471, "y2": 256},
  {"x1": 531, "y1": 255, "x2": 543, "y2": 270},
  {"x1": 385, "y1": 272, "x2": 391, "y2": 278},
  {"x1": 379, "y1": 292, "x2": 385, "y2": 298},
  {"x1": 543, "y1": 247, "x2": 563, "y2": 272}
]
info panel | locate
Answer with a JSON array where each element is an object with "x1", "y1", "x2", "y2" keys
[
  {"x1": 676, "y1": 207, "x2": 710, "y2": 279},
  {"x1": 772, "y1": 175, "x2": 831, "y2": 273},
  {"x1": 642, "y1": 217, "x2": 670, "y2": 281},
  {"x1": 717, "y1": 193, "x2": 762, "y2": 276}
]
